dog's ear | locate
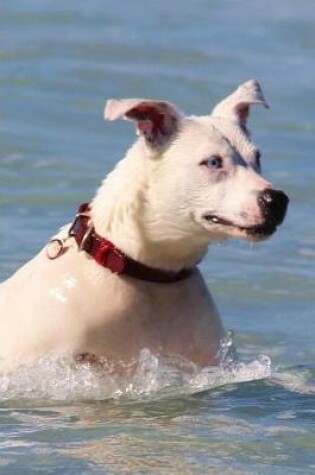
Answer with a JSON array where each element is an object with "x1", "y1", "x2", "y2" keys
[
  {"x1": 211, "y1": 80, "x2": 269, "y2": 129},
  {"x1": 104, "y1": 98, "x2": 181, "y2": 148}
]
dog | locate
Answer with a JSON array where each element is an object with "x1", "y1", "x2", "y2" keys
[{"x1": 0, "y1": 80, "x2": 288, "y2": 370}]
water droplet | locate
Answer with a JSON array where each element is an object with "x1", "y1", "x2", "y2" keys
[
  {"x1": 217, "y1": 329, "x2": 236, "y2": 369},
  {"x1": 258, "y1": 354, "x2": 271, "y2": 366}
]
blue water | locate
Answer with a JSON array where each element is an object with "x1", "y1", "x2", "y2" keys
[{"x1": 0, "y1": 1, "x2": 315, "y2": 473}]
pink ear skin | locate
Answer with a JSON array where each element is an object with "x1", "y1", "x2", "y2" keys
[
  {"x1": 126, "y1": 104, "x2": 168, "y2": 144},
  {"x1": 211, "y1": 79, "x2": 269, "y2": 130},
  {"x1": 235, "y1": 104, "x2": 250, "y2": 128},
  {"x1": 104, "y1": 98, "x2": 180, "y2": 148}
]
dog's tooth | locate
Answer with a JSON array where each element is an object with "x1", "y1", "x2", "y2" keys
[{"x1": 212, "y1": 217, "x2": 219, "y2": 223}]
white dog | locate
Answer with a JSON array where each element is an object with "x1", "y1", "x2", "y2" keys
[{"x1": 0, "y1": 80, "x2": 288, "y2": 369}]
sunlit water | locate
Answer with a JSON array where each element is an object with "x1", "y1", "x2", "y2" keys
[{"x1": 1, "y1": 1, "x2": 315, "y2": 474}]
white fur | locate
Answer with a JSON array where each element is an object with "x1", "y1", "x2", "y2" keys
[{"x1": 0, "y1": 81, "x2": 285, "y2": 370}]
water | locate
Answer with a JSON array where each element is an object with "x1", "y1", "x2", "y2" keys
[{"x1": 0, "y1": 0, "x2": 315, "y2": 473}]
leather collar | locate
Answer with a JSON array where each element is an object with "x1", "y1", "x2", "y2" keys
[{"x1": 67, "y1": 203, "x2": 194, "y2": 284}]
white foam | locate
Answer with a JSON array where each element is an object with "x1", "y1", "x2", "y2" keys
[
  {"x1": 270, "y1": 368, "x2": 315, "y2": 395},
  {"x1": 0, "y1": 349, "x2": 273, "y2": 403},
  {"x1": 0, "y1": 331, "x2": 312, "y2": 402}
]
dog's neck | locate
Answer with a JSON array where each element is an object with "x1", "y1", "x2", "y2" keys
[{"x1": 91, "y1": 142, "x2": 208, "y2": 271}]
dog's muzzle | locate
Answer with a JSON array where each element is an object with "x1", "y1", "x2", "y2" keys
[
  {"x1": 258, "y1": 188, "x2": 289, "y2": 228},
  {"x1": 203, "y1": 188, "x2": 289, "y2": 240}
]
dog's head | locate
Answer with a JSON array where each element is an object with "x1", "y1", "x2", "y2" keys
[{"x1": 105, "y1": 80, "x2": 289, "y2": 246}]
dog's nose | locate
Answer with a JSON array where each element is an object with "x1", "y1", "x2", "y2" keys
[{"x1": 258, "y1": 189, "x2": 289, "y2": 225}]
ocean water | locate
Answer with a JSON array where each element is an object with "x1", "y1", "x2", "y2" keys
[{"x1": 0, "y1": 1, "x2": 315, "y2": 473}]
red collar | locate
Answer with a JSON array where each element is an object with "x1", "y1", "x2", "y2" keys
[{"x1": 66, "y1": 203, "x2": 194, "y2": 284}]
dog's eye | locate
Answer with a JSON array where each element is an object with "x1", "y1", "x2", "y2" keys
[
  {"x1": 201, "y1": 156, "x2": 223, "y2": 169},
  {"x1": 255, "y1": 150, "x2": 261, "y2": 169}
]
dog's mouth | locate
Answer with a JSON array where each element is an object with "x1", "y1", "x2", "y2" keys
[{"x1": 204, "y1": 214, "x2": 277, "y2": 240}]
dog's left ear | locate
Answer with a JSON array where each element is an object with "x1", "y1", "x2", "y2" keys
[
  {"x1": 211, "y1": 80, "x2": 269, "y2": 130},
  {"x1": 104, "y1": 98, "x2": 181, "y2": 148}
]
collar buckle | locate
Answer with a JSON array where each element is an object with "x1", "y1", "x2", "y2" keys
[{"x1": 78, "y1": 223, "x2": 94, "y2": 252}]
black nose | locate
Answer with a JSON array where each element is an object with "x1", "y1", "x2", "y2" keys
[{"x1": 258, "y1": 189, "x2": 289, "y2": 225}]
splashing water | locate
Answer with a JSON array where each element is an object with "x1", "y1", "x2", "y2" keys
[
  {"x1": 0, "y1": 332, "x2": 313, "y2": 403},
  {"x1": 0, "y1": 331, "x2": 276, "y2": 403}
]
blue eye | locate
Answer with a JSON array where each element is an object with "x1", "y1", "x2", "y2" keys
[{"x1": 201, "y1": 156, "x2": 223, "y2": 169}]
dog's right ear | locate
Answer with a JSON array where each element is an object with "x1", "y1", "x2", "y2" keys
[
  {"x1": 104, "y1": 99, "x2": 181, "y2": 148},
  {"x1": 211, "y1": 80, "x2": 269, "y2": 131}
]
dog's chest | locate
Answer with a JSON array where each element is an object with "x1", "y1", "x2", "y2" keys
[
  {"x1": 78, "y1": 268, "x2": 223, "y2": 365},
  {"x1": 1, "y1": 248, "x2": 223, "y2": 366}
]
